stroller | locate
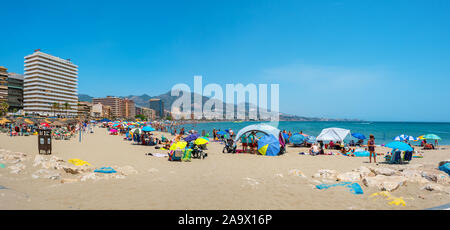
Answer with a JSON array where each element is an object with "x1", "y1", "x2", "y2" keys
[
  {"x1": 187, "y1": 142, "x2": 207, "y2": 159},
  {"x1": 222, "y1": 138, "x2": 236, "y2": 153}
]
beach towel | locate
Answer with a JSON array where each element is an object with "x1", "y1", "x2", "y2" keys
[
  {"x1": 146, "y1": 153, "x2": 168, "y2": 157},
  {"x1": 68, "y1": 159, "x2": 91, "y2": 166},
  {"x1": 182, "y1": 149, "x2": 192, "y2": 162},
  {"x1": 0, "y1": 163, "x2": 5, "y2": 168},
  {"x1": 316, "y1": 182, "x2": 363, "y2": 195},
  {"x1": 353, "y1": 151, "x2": 370, "y2": 157},
  {"x1": 94, "y1": 167, "x2": 117, "y2": 173},
  {"x1": 439, "y1": 163, "x2": 450, "y2": 176}
]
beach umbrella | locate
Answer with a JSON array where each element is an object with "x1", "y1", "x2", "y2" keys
[
  {"x1": 142, "y1": 126, "x2": 155, "y2": 132},
  {"x1": 406, "y1": 136, "x2": 418, "y2": 141},
  {"x1": 112, "y1": 123, "x2": 120, "y2": 127},
  {"x1": 169, "y1": 141, "x2": 187, "y2": 150},
  {"x1": 305, "y1": 136, "x2": 317, "y2": 144},
  {"x1": 385, "y1": 141, "x2": 413, "y2": 151},
  {"x1": 128, "y1": 125, "x2": 136, "y2": 129},
  {"x1": 110, "y1": 129, "x2": 118, "y2": 133},
  {"x1": 257, "y1": 134, "x2": 280, "y2": 156},
  {"x1": 184, "y1": 133, "x2": 200, "y2": 142},
  {"x1": 194, "y1": 137, "x2": 209, "y2": 145},
  {"x1": 393, "y1": 134, "x2": 409, "y2": 141},
  {"x1": 351, "y1": 133, "x2": 366, "y2": 140},
  {"x1": 300, "y1": 133, "x2": 309, "y2": 137},
  {"x1": 217, "y1": 131, "x2": 227, "y2": 135},
  {"x1": 290, "y1": 133, "x2": 306, "y2": 145},
  {"x1": 131, "y1": 128, "x2": 142, "y2": 135},
  {"x1": 40, "y1": 122, "x2": 50, "y2": 127},
  {"x1": 282, "y1": 133, "x2": 289, "y2": 140},
  {"x1": 422, "y1": 134, "x2": 441, "y2": 140}
]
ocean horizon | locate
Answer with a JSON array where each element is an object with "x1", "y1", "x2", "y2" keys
[{"x1": 177, "y1": 120, "x2": 450, "y2": 145}]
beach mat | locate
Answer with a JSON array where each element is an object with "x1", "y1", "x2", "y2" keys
[{"x1": 316, "y1": 182, "x2": 363, "y2": 195}]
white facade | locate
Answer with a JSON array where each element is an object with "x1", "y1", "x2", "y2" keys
[{"x1": 23, "y1": 51, "x2": 78, "y2": 116}]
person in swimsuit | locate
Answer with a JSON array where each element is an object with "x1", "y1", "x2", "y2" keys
[{"x1": 367, "y1": 134, "x2": 376, "y2": 163}]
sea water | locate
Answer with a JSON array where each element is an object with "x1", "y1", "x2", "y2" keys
[{"x1": 177, "y1": 121, "x2": 450, "y2": 145}]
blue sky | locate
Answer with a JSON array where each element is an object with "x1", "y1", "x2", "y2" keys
[{"x1": 1, "y1": 0, "x2": 450, "y2": 122}]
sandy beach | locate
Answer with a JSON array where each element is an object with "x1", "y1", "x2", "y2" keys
[{"x1": 0, "y1": 126, "x2": 449, "y2": 210}]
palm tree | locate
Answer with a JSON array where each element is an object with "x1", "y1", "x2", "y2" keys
[
  {"x1": 52, "y1": 102, "x2": 60, "y2": 116},
  {"x1": 0, "y1": 102, "x2": 9, "y2": 116},
  {"x1": 63, "y1": 102, "x2": 71, "y2": 118}
]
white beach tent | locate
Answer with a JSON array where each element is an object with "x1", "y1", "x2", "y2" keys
[
  {"x1": 316, "y1": 127, "x2": 351, "y2": 142},
  {"x1": 234, "y1": 124, "x2": 281, "y2": 143}
]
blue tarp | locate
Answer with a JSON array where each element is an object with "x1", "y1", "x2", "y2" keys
[
  {"x1": 94, "y1": 167, "x2": 117, "y2": 173},
  {"x1": 439, "y1": 163, "x2": 450, "y2": 176},
  {"x1": 316, "y1": 182, "x2": 363, "y2": 195}
]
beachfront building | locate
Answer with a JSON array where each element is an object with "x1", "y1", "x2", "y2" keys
[
  {"x1": 91, "y1": 103, "x2": 111, "y2": 119},
  {"x1": 7, "y1": 73, "x2": 24, "y2": 112},
  {"x1": 0, "y1": 66, "x2": 8, "y2": 104},
  {"x1": 77, "y1": 101, "x2": 92, "y2": 119},
  {"x1": 23, "y1": 50, "x2": 78, "y2": 117},
  {"x1": 135, "y1": 106, "x2": 156, "y2": 120},
  {"x1": 149, "y1": 98, "x2": 164, "y2": 119},
  {"x1": 92, "y1": 96, "x2": 124, "y2": 119},
  {"x1": 123, "y1": 98, "x2": 135, "y2": 119}
]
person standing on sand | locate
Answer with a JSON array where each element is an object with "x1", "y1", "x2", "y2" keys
[{"x1": 367, "y1": 134, "x2": 376, "y2": 163}]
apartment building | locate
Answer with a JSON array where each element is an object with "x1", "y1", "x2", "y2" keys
[
  {"x1": 0, "y1": 66, "x2": 8, "y2": 103},
  {"x1": 123, "y1": 98, "x2": 135, "y2": 119},
  {"x1": 92, "y1": 96, "x2": 123, "y2": 118},
  {"x1": 23, "y1": 50, "x2": 78, "y2": 116},
  {"x1": 149, "y1": 98, "x2": 164, "y2": 119},
  {"x1": 91, "y1": 103, "x2": 111, "y2": 118},
  {"x1": 7, "y1": 73, "x2": 24, "y2": 112}
]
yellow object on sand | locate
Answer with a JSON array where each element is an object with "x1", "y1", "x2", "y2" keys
[
  {"x1": 169, "y1": 141, "x2": 187, "y2": 150},
  {"x1": 68, "y1": 159, "x2": 91, "y2": 166},
  {"x1": 388, "y1": 197, "x2": 406, "y2": 206},
  {"x1": 369, "y1": 191, "x2": 406, "y2": 206}
]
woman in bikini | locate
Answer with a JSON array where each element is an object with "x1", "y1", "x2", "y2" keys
[{"x1": 367, "y1": 134, "x2": 376, "y2": 163}]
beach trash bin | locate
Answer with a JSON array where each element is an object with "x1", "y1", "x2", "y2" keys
[{"x1": 38, "y1": 129, "x2": 52, "y2": 155}]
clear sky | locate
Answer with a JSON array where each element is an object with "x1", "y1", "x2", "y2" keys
[{"x1": 1, "y1": 0, "x2": 450, "y2": 122}]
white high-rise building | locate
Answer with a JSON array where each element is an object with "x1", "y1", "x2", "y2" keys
[{"x1": 23, "y1": 50, "x2": 78, "y2": 116}]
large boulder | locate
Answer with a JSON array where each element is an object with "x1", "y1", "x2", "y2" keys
[
  {"x1": 370, "y1": 167, "x2": 397, "y2": 176},
  {"x1": 312, "y1": 169, "x2": 337, "y2": 179},
  {"x1": 421, "y1": 170, "x2": 449, "y2": 184},
  {"x1": 31, "y1": 169, "x2": 61, "y2": 180},
  {"x1": 400, "y1": 169, "x2": 429, "y2": 184},
  {"x1": 336, "y1": 172, "x2": 361, "y2": 182},
  {"x1": 352, "y1": 166, "x2": 372, "y2": 177},
  {"x1": 289, "y1": 169, "x2": 306, "y2": 178},
  {"x1": 362, "y1": 175, "x2": 407, "y2": 192},
  {"x1": 8, "y1": 163, "x2": 26, "y2": 174}
]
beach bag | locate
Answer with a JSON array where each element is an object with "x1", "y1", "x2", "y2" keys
[
  {"x1": 169, "y1": 150, "x2": 183, "y2": 161},
  {"x1": 182, "y1": 149, "x2": 192, "y2": 162}
]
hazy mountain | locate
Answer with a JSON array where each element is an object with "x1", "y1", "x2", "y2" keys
[
  {"x1": 78, "y1": 94, "x2": 93, "y2": 102},
  {"x1": 79, "y1": 91, "x2": 361, "y2": 121}
]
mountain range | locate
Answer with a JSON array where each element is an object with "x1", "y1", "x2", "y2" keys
[{"x1": 78, "y1": 92, "x2": 361, "y2": 121}]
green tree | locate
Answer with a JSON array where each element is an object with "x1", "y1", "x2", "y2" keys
[
  {"x1": 52, "y1": 102, "x2": 60, "y2": 116},
  {"x1": 0, "y1": 102, "x2": 9, "y2": 116},
  {"x1": 63, "y1": 102, "x2": 71, "y2": 118},
  {"x1": 135, "y1": 114, "x2": 147, "y2": 121}
]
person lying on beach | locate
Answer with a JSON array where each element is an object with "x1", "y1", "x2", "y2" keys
[{"x1": 309, "y1": 144, "x2": 320, "y2": 156}]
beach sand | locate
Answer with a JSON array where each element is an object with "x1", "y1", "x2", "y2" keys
[{"x1": 0, "y1": 127, "x2": 449, "y2": 210}]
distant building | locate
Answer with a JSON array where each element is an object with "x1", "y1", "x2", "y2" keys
[
  {"x1": 7, "y1": 73, "x2": 24, "y2": 112},
  {"x1": 123, "y1": 98, "x2": 135, "y2": 119},
  {"x1": 0, "y1": 66, "x2": 8, "y2": 104},
  {"x1": 77, "y1": 101, "x2": 92, "y2": 119},
  {"x1": 23, "y1": 51, "x2": 78, "y2": 116},
  {"x1": 92, "y1": 96, "x2": 135, "y2": 119},
  {"x1": 135, "y1": 106, "x2": 156, "y2": 120},
  {"x1": 91, "y1": 103, "x2": 111, "y2": 119},
  {"x1": 92, "y1": 96, "x2": 123, "y2": 118},
  {"x1": 149, "y1": 98, "x2": 164, "y2": 119}
]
